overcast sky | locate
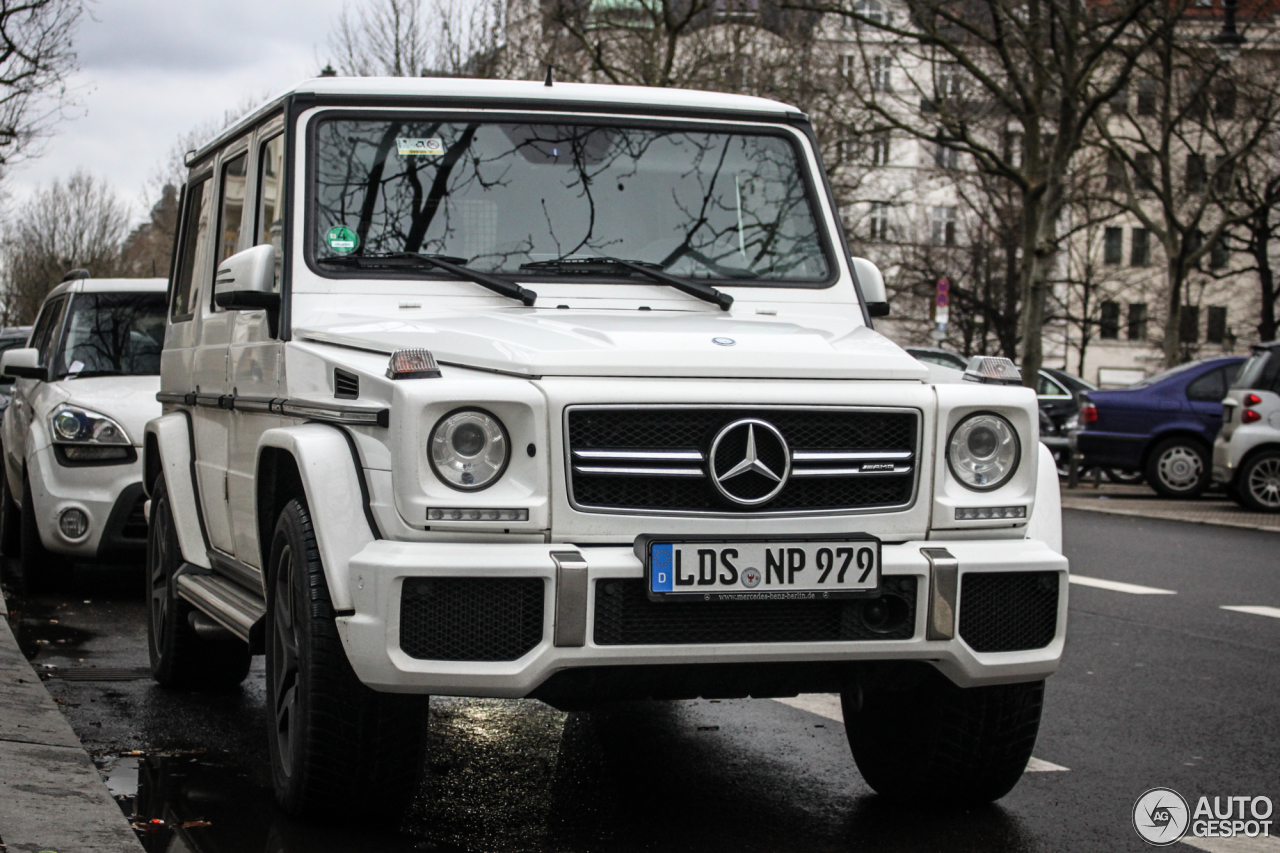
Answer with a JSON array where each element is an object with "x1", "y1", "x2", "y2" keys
[{"x1": 7, "y1": 0, "x2": 351, "y2": 220}]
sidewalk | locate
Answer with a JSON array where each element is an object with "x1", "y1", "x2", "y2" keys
[
  {"x1": 1060, "y1": 482, "x2": 1280, "y2": 533},
  {"x1": 0, "y1": 584, "x2": 142, "y2": 853}
]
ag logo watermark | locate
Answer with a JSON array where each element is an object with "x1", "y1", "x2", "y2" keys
[
  {"x1": 1133, "y1": 788, "x2": 1189, "y2": 846},
  {"x1": 1134, "y1": 788, "x2": 1274, "y2": 846}
]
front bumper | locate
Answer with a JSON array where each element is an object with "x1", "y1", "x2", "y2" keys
[
  {"x1": 27, "y1": 443, "x2": 147, "y2": 559},
  {"x1": 336, "y1": 537, "x2": 1068, "y2": 697}
]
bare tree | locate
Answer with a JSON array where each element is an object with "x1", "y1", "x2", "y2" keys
[
  {"x1": 327, "y1": 0, "x2": 503, "y2": 78},
  {"x1": 0, "y1": 0, "x2": 82, "y2": 173},
  {"x1": 783, "y1": 0, "x2": 1164, "y2": 387},
  {"x1": 1, "y1": 170, "x2": 130, "y2": 323}
]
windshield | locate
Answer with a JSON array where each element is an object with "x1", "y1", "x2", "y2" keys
[
  {"x1": 53, "y1": 293, "x2": 166, "y2": 379},
  {"x1": 310, "y1": 117, "x2": 831, "y2": 283}
]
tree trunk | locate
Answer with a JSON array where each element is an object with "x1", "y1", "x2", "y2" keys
[
  {"x1": 1253, "y1": 209, "x2": 1277, "y2": 342},
  {"x1": 1017, "y1": 183, "x2": 1063, "y2": 387},
  {"x1": 1161, "y1": 255, "x2": 1186, "y2": 368}
]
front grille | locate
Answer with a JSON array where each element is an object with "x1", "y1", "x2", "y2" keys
[
  {"x1": 400, "y1": 577, "x2": 544, "y2": 661},
  {"x1": 593, "y1": 576, "x2": 917, "y2": 645},
  {"x1": 958, "y1": 572, "x2": 1059, "y2": 653},
  {"x1": 567, "y1": 407, "x2": 919, "y2": 513},
  {"x1": 122, "y1": 496, "x2": 148, "y2": 540}
]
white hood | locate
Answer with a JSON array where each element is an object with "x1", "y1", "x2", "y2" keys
[
  {"x1": 298, "y1": 309, "x2": 929, "y2": 381},
  {"x1": 55, "y1": 375, "x2": 161, "y2": 447}
]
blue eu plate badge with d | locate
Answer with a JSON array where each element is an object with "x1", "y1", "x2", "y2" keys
[{"x1": 650, "y1": 543, "x2": 674, "y2": 592}]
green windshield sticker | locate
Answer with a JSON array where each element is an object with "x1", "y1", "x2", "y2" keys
[{"x1": 326, "y1": 226, "x2": 359, "y2": 254}]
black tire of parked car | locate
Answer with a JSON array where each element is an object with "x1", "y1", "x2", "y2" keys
[
  {"x1": 0, "y1": 464, "x2": 20, "y2": 558},
  {"x1": 842, "y1": 668, "x2": 1044, "y2": 804},
  {"x1": 1234, "y1": 451, "x2": 1280, "y2": 513},
  {"x1": 19, "y1": 471, "x2": 71, "y2": 592},
  {"x1": 266, "y1": 498, "x2": 426, "y2": 820},
  {"x1": 1145, "y1": 437, "x2": 1212, "y2": 499},
  {"x1": 147, "y1": 476, "x2": 251, "y2": 690}
]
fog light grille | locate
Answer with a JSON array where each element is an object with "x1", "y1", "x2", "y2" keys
[
  {"x1": 400, "y1": 577, "x2": 544, "y2": 661},
  {"x1": 958, "y1": 571, "x2": 1059, "y2": 652}
]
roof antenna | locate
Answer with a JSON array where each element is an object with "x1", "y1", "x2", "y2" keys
[{"x1": 544, "y1": 65, "x2": 554, "y2": 87}]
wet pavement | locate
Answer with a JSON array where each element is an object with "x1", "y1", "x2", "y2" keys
[{"x1": 4, "y1": 510, "x2": 1280, "y2": 852}]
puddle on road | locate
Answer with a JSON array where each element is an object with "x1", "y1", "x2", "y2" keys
[
  {"x1": 5, "y1": 596, "x2": 96, "y2": 661},
  {"x1": 96, "y1": 751, "x2": 424, "y2": 852}
]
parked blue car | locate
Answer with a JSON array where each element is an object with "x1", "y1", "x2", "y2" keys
[{"x1": 1076, "y1": 356, "x2": 1245, "y2": 498}]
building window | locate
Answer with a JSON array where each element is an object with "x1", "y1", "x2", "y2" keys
[
  {"x1": 1214, "y1": 79, "x2": 1237, "y2": 119},
  {"x1": 934, "y1": 143, "x2": 959, "y2": 169},
  {"x1": 1134, "y1": 152, "x2": 1157, "y2": 192},
  {"x1": 1214, "y1": 154, "x2": 1233, "y2": 194},
  {"x1": 869, "y1": 202, "x2": 889, "y2": 241},
  {"x1": 936, "y1": 63, "x2": 960, "y2": 101},
  {"x1": 871, "y1": 55, "x2": 893, "y2": 92},
  {"x1": 1109, "y1": 78, "x2": 1128, "y2": 113},
  {"x1": 1210, "y1": 235, "x2": 1229, "y2": 270},
  {"x1": 1131, "y1": 228, "x2": 1151, "y2": 267},
  {"x1": 931, "y1": 206, "x2": 957, "y2": 246},
  {"x1": 1128, "y1": 303, "x2": 1148, "y2": 341},
  {"x1": 1180, "y1": 305, "x2": 1200, "y2": 343},
  {"x1": 1100, "y1": 301, "x2": 1121, "y2": 339},
  {"x1": 1103, "y1": 227, "x2": 1123, "y2": 265},
  {"x1": 1206, "y1": 306, "x2": 1228, "y2": 343},
  {"x1": 1186, "y1": 154, "x2": 1206, "y2": 193},
  {"x1": 1136, "y1": 78, "x2": 1158, "y2": 116},
  {"x1": 715, "y1": 0, "x2": 759, "y2": 20},
  {"x1": 851, "y1": 0, "x2": 886, "y2": 26},
  {"x1": 869, "y1": 131, "x2": 890, "y2": 166},
  {"x1": 840, "y1": 54, "x2": 855, "y2": 78},
  {"x1": 1105, "y1": 152, "x2": 1125, "y2": 191}
]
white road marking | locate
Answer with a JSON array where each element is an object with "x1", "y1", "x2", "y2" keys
[
  {"x1": 1221, "y1": 605, "x2": 1280, "y2": 620},
  {"x1": 770, "y1": 695, "x2": 1067, "y2": 773},
  {"x1": 1181, "y1": 834, "x2": 1280, "y2": 852},
  {"x1": 1069, "y1": 574, "x2": 1177, "y2": 595}
]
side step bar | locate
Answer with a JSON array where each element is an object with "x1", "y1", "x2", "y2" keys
[{"x1": 176, "y1": 566, "x2": 266, "y2": 650}]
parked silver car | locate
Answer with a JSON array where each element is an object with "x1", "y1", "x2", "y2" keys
[{"x1": 1213, "y1": 341, "x2": 1280, "y2": 512}]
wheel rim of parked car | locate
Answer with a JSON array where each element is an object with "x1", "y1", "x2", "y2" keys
[
  {"x1": 271, "y1": 544, "x2": 300, "y2": 774},
  {"x1": 148, "y1": 499, "x2": 171, "y2": 659},
  {"x1": 1247, "y1": 458, "x2": 1280, "y2": 509},
  {"x1": 1157, "y1": 446, "x2": 1202, "y2": 491}
]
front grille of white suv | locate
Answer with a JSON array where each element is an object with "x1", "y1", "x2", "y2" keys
[{"x1": 565, "y1": 406, "x2": 920, "y2": 515}]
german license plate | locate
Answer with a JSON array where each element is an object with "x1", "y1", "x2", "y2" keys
[{"x1": 641, "y1": 536, "x2": 880, "y2": 602}]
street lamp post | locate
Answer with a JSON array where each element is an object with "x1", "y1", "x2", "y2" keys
[{"x1": 1209, "y1": 0, "x2": 1245, "y2": 62}]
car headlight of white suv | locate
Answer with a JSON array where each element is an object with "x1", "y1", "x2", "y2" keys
[
  {"x1": 947, "y1": 411, "x2": 1020, "y2": 491},
  {"x1": 429, "y1": 408, "x2": 510, "y2": 490},
  {"x1": 50, "y1": 405, "x2": 133, "y2": 462}
]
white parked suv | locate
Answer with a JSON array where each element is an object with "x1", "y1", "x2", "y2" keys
[
  {"x1": 1213, "y1": 341, "x2": 1280, "y2": 511},
  {"x1": 144, "y1": 77, "x2": 1068, "y2": 818},
  {"x1": 0, "y1": 273, "x2": 166, "y2": 589}
]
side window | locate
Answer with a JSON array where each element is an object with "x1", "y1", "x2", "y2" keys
[
  {"x1": 218, "y1": 152, "x2": 249, "y2": 264},
  {"x1": 172, "y1": 176, "x2": 214, "y2": 320},
  {"x1": 1186, "y1": 367, "x2": 1226, "y2": 402},
  {"x1": 1037, "y1": 375, "x2": 1068, "y2": 397},
  {"x1": 257, "y1": 134, "x2": 285, "y2": 291},
  {"x1": 33, "y1": 297, "x2": 67, "y2": 368}
]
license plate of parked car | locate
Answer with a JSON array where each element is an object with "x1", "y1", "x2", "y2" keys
[{"x1": 645, "y1": 537, "x2": 881, "y2": 601}]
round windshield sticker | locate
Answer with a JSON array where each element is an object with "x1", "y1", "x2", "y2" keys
[{"x1": 326, "y1": 226, "x2": 359, "y2": 255}]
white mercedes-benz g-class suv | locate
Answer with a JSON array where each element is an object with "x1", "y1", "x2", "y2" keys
[{"x1": 145, "y1": 76, "x2": 1067, "y2": 819}]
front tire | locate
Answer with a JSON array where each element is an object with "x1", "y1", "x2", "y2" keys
[
  {"x1": 842, "y1": 668, "x2": 1044, "y2": 805},
  {"x1": 147, "y1": 476, "x2": 251, "y2": 690},
  {"x1": 1236, "y1": 451, "x2": 1280, "y2": 512},
  {"x1": 266, "y1": 498, "x2": 426, "y2": 820},
  {"x1": 1145, "y1": 437, "x2": 1210, "y2": 499}
]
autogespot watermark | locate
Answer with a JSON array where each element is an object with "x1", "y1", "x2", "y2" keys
[{"x1": 1133, "y1": 787, "x2": 1274, "y2": 846}]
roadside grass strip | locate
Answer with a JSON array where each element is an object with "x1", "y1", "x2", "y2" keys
[
  {"x1": 1181, "y1": 833, "x2": 1280, "y2": 852},
  {"x1": 1069, "y1": 574, "x2": 1177, "y2": 595},
  {"x1": 1220, "y1": 606, "x2": 1280, "y2": 620},
  {"x1": 771, "y1": 695, "x2": 1068, "y2": 772}
]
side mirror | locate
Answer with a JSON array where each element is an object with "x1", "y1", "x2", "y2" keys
[
  {"x1": 850, "y1": 257, "x2": 890, "y2": 318},
  {"x1": 1, "y1": 348, "x2": 44, "y2": 380},
  {"x1": 215, "y1": 244, "x2": 280, "y2": 310}
]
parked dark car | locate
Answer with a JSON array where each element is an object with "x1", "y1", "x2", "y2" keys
[{"x1": 1076, "y1": 356, "x2": 1245, "y2": 498}]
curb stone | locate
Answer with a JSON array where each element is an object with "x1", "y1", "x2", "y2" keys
[{"x1": 0, "y1": 583, "x2": 143, "y2": 853}]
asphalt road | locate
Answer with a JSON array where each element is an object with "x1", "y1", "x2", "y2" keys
[{"x1": 3, "y1": 510, "x2": 1279, "y2": 853}]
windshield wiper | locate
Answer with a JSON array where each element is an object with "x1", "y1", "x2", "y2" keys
[
  {"x1": 319, "y1": 252, "x2": 536, "y2": 307},
  {"x1": 62, "y1": 369, "x2": 127, "y2": 379},
  {"x1": 518, "y1": 257, "x2": 733, "y2": 311}
]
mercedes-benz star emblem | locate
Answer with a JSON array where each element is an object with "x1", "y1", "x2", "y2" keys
[{"x1": 709, "y1": 418, "x2": 791, "y2": 506}]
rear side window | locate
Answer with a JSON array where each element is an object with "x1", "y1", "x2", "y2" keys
[
  {"x1": 172, "y1": 176, "x2": 214, "y2": 320},
  {"x1": 1037, "y1": 375, "x2": 1068, "y2": 396},
  {"x1": 1187, "y1": 366, "x2": 1230, "y2": 402}
]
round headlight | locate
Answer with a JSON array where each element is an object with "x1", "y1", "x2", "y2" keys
[
  {"x1": 53, "y1": 409, "x2": 84, "y2": 441},
  {"x1": 429, "y1": 408, "x2": 510, "y2": 491},
  {"x1": 947, "y1": 412, "x2": 1020, "y2": 491}
]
